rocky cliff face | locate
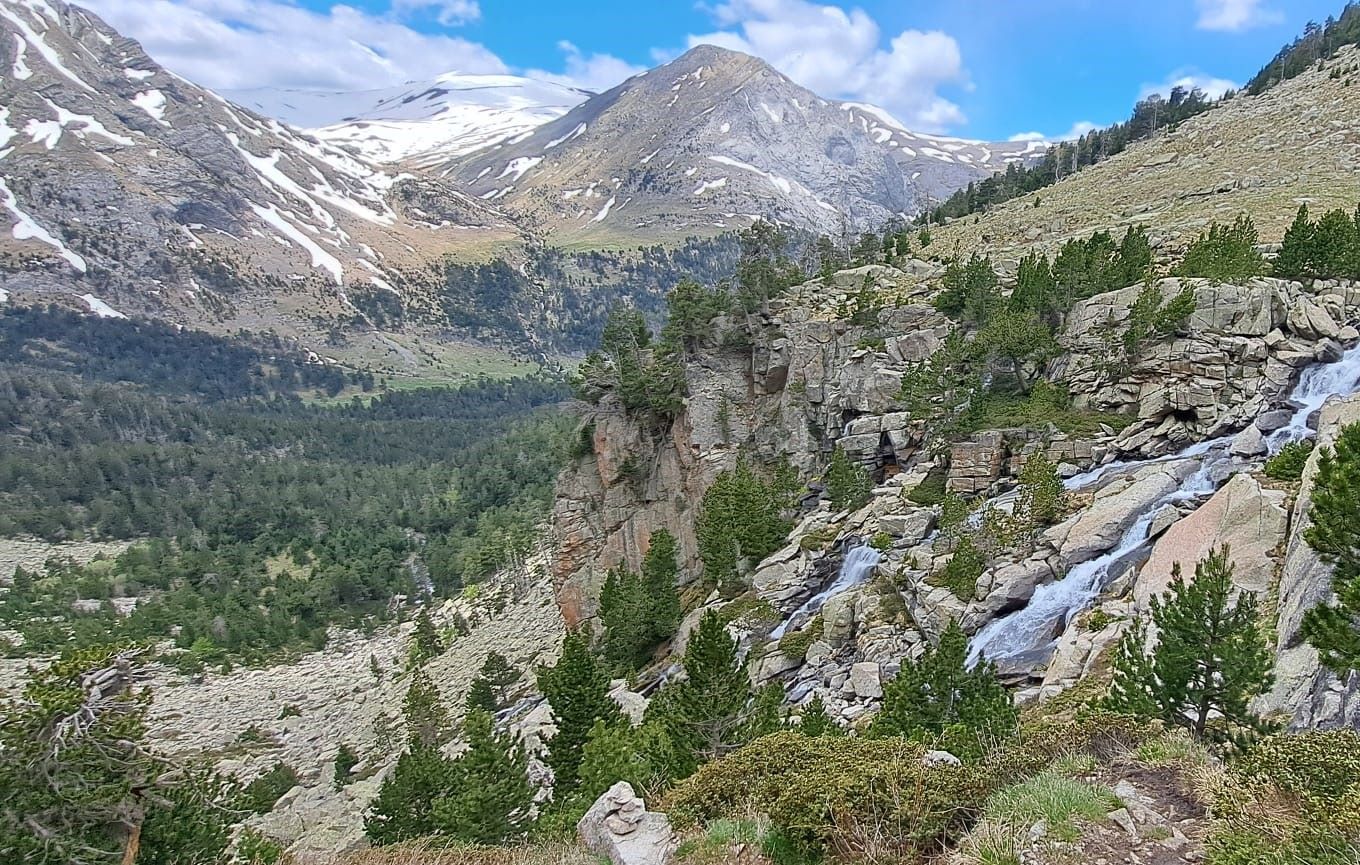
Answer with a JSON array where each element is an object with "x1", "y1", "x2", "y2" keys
[{"x1": 551, "y1": 263, "x2": 1360, "y2": 726}]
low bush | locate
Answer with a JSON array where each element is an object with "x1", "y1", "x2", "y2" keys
[
  {"x1": 1263, "y1": 439, "x2": 1313, "y2": 481},
  {"x1": 666, "y1": 733, "x2": 992, "y2": 859},
  {"x1": 1206, "y1": 730, "x2": 1360, "y2": 864}
]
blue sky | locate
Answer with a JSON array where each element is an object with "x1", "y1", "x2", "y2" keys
[{"x1": 88, "y1": 0, "x2": 1343, "y2": 140}]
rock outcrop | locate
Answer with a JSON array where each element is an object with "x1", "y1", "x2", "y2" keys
[
  {"x1": 1258, "y1": 394, "x2": 1360, "y2": 729},
  {"x1": 578, "y1": 782, "x2": 675, "y2": 865}
]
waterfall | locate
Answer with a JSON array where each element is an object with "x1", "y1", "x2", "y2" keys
[
  {"x1": 967, "y1": 341, "x2": 1360, "y2": 671},
  {"x1": 770, "y1": 545, "x2": 882, "y2": 639},
  {"x1": 1267, "y1": 342, "x2": 1360, "y2": 449}
]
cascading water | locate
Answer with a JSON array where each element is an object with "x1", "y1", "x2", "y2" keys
[
  {"x1": 966, "y1": 341, "x2": 1360, "y2": 671},
  {"x1": 1267, "y1": 342, "x2": 1360, "y2": 449},
  {"x1": 770, "y1": 544, "x2": 882, "y2": 640}
]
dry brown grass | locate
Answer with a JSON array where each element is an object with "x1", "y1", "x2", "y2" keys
[{"x1": 293, "y1": 839, "x2": 601, "y2": 865}]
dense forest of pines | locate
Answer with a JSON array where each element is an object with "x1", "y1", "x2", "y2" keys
[{"x1": 0, "y1": 308, "x2": 572, "y2": 663}]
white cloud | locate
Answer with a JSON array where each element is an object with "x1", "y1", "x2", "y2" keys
[
  {"x1": 1008, "y1": 120, "x2": 1097, "y2": 143},
  {"x1": 525, "y1": 41, "x2": 647, "y2": 93},
  {"x1": 1195, "y1": 0, "x2": 1282, "y2": 32},
  {"x1": 1140, "y1": 70, "x2": 1238, "y2": 100},
  {"x1": 392, "y1": 0, "x2": 481, "y2": 26},
  {"x1": 687, "y1": 0, "x2": 967, "y2": 132},
  {"x1": 83, "y1": 0, "x2": 507, "y2": 92}
]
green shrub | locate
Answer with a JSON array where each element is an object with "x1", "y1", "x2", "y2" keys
[
  {"x1": 825, "y1": 447, "x2": 873, "y2": 512},
  {"x1": 777, "y1": 616, "x2": 822, "y2": 660},
  {"x1": 1232, "y1": 730, "x2": 1360, "y2": 809},
  {"x1": 1206, "y1": 730, "x2": 1360, "y2": 864},
  {"x1": 907, "y1": 471, "x2": 948, "y2": 506},
  {"x1": 666, "y1": 732, "x2": 991, "y2": 859},
  {"x1": 243, "y1": 762, "x2": 299, "y2": 813},
  {"x1": 1264, "y1": 439, "x2": 1313, "y2": 481},
  {"x1": 936, "y1": 536, "x2": 986, "y2": 599}
]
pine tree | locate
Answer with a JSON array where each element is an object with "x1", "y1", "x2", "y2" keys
[
  {"x1": 695, "y1": 462, "x2": 793, "y2": 586},
  {"x1": 653, "y1": 611, "x2": 753, "y2": 772},
  {"x1": 537, "y1": 630, "x2": 623, "y2": 797},
  {"x1": 797, "y1": 693, "x2": 841, "y2": 737},
  {"x1": 365, "y1": 739, "x2": 454, "y2": 844},
  {"x1": 431, "y1": 710, "x2": 535, "y2": 844},
  {"x1": 0, "y1": 647, "x2": 237, "y2": 865},
  {"x1": 600, "y1": 565, "x2": 651, "y2": 671},
  {"x1": 1016, "y1": 452, "x2": 1067, "y2": 526},
  {"x1": 333, "y1": 743, "x2": 360, "y2": 789},
  {"x1": 1301, "y1": 422, "x2": 1360, "y2": 674},
  {"x1": 1274, "y1": 204, "x2": 1316, "y2": 279},
  {"x1": 410, "y1": 607, "x2": 444, "y2": 665},
  {"x1": 465, "y1": 677, "x2": 497, "y2": 714},
  {"x1": 479, "y1": 651, "x2": 520, "y2": 706},
  {"x1": 1107, "y1": 546, "x2": 1273, "y2": 738},
  {"x1": 825, "y1": 447, "x2": 873, "y2": 511},
  {"x1": 575, "y1": 718, "x2": 674, "y2": 808},
  {"x1": 871, "y1": 620, "x2": 1017, "y2": 757},
  {"x1": 1314, "y1": 207, "x2": 1360, "y2": 278},
  {"x1": 403, "y1": 669, "x2": 452, "y2": 747},
  {"x1": 642, "y1": 530, "x2": 683, "y2": 644},
  {"x1": 745, "y1": 682, "x2": 787, "y2": 740}
]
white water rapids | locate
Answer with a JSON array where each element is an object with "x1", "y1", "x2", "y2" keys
[
  {"x1": 966, "y1": 342, "x2": 1360, "y2": 671},
  {"x1": 770, "y1": 544, "x2": 882, "y2": 640}
]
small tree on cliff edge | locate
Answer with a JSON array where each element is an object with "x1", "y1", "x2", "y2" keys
[{"x1": 1107, "y1": 546, "x2": 1272, "y2": 739}]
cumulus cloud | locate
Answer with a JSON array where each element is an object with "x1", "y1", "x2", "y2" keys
[
  {"x1": 525, "y1": 41, "x2": 647, "y2": 93},
  {"x1": 1007, "y1": 120, "x2": 1098, "y2": 143},
  {"x1": 84, "y1": 0, "x2": 507, "y2": 92},
  {"x1": 1140, "y1": 70, "x2": 1238, "y2": 100},
  {"x1": 687, "y1": 0, "x2": 968, "y2": 132},
  {"x1": 1195, "y1": 0, "x2": 1282, "y2": 32}
]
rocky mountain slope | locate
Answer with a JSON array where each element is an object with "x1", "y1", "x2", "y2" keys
[
  {"x1": 440, "y1": 44, "x2": 1044, "y2": 241},
  {"x1": 549, "y1": 51, "x2": 1360, "y2": 735},
  {"x1": 226, "y1": 73, "x2": 590, "y2": 168},
  {"x1": 0, "y1": 0, "x2": 520, "y2": 365},
  {"x1": 929, "y1": 44, "x2": 1360, "y2": 263}
]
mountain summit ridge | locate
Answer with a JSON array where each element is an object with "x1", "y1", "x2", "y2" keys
[{"x1": 438, "y1": 43, "x2": 1044, "y2": 239}]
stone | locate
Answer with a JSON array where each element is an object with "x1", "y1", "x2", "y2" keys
[
  {"x1": 922, "y1": 749, "x2": 961, "y2": 767},
  {"x1": 821, "y1": 592, "x2": 859, "y2": 647},
  {"x1": 1051, "y1": 464, "x2": 1184, "y2": 564},
  {"x1": 877, "y1": 509, "x2": 936, "y2": 543},
  {"x1": 578, "y1": 782, "x2": 675, "y2": 865},
  {"x1": 1148, "y1": 504, "x2": 1181, "y2": 538},
  {"x1": 1254, "y1": 409, "x2": 1294, "y2": 433},
  {"x1": 848, "y1": 661, "x2": 882, "y2": 699},
  {"x1": 1229, "y1": 424, "x2": 1267, "y2": 457},
  {"x1": 1287, "y1": 296, "x2": 1341, "y2": 341},
  {"x1": 1259, "y1": 395, "x2": 1360, "y2": 729},
  {"x1": 1137, "y1": 473, "x2": 1287, "y2": 606},
  {"x1": 1107, "y1": 807, "x2": 1137, "y2": 837}
]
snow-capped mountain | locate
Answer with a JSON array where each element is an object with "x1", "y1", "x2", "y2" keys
[
  {"x1": 225, "y1": 74, "x2": 590, "y2": 167},
  {"x1": 440, "y1": 45, "x2": 1046, "y2": 239},
  {"x1": 0, "y1": 0, "x2": 510, "y2": 336}
]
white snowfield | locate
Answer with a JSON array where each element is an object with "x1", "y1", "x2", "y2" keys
[{"x1": 225, "y1": 74, "x2": 589, "y2": 166}]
